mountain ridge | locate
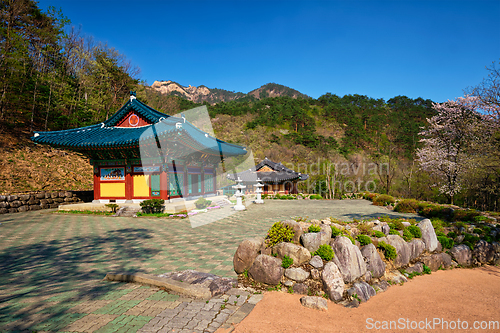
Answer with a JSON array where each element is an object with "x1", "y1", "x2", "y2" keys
[{"x1": 150, "y1": 81, "x2": 309, "y2": 104}]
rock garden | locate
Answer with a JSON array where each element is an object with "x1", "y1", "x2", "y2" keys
[{"x1": 233, "y1": 214, "x2": 500, "y2": 310}]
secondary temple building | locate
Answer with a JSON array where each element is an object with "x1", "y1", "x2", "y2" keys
[
  {"x1": 31, "y1": 92, "x2": 247, "y2": 203},
  {"x1": 228, "y1": 158, "x2": 308, "y2": 194}
]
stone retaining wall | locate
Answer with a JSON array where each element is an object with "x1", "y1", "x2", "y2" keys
[{"x1": 0, "y1": 190, "x2": 93, "y2": 214}]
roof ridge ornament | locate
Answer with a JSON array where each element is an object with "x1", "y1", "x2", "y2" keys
[{"x1": 130, "y1": 91, "x2": 137, "y2": 101}]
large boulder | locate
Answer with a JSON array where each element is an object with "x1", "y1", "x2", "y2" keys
[
  {"x1": 331, "y1": 236, "x2": 367, "y2": 283},
  {"x1": 300, "y1": 296, "x2": 328, "y2": 311},
  {"x1": 420, "y1": 253, "x2": 453, "y2": 271},
  {"x1": 301, "y1": 232, "x2": 322, "y2": 253},
  {"x1": 417, "y1": 219, "x2": 439, "y2": 252},
  {"x1": 284, "y1": 267, "x2": 310, "y2": 282},
  {"x1": 405, "y1": 262, "x2": 424, "y2": 274},
  {"x1": 282, "y1": 220, "x2": 303, "y2": 244},
  {"x1": 408, "y1": 239, "x2": 425, "y2": 261},
  {"x1": 384, "y1": 235, "x2": 411, "y2": 268},
  {"x1": 322, "y1": 262, "x2": 345, "y2": 302},
  {"x1": 352, "y1": 281, "x2": 376, "y2": 303},
  {"x1": 272, "y1": 242, "x2": 311, "y2": 265},
  {"x1": 360, "y1": 244, "x2": 386, "y2": 278},
  {"x1": 319, "y1": 225, "x2": 332, "y2": 244},
  {"x1": 449, "y1": 244, "x2": 473, "y2": 267},
  {"x1": 233, "y1": 238, "x2": 264, "y2": 274},
  {"x1": 473, "y1": 240, "x2": 495, "y2": 264},
  {"x1": 248, "y1": 254, "x2": 284, "y2": 285}
]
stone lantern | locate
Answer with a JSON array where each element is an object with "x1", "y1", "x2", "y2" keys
[
  {"x1": 232, "y1": 177, "x2": 246, "y2": 211},
  {"x1": 254, "y1": 178, "x2": 264, "y2": 204}
]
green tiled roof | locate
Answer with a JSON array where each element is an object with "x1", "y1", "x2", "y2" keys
[{"x1": 31, "y1": 97, "x2": 247, "y2": 157}]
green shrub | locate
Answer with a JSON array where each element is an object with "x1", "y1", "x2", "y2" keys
[
  {"x1": 105, "y1": 203, "x2": 119, "y2": 213},
  {"x1": 394, "y1": 199, "x2": 420, "y2": 213},
  {"x1": 447, "y1": 231, "x2": 456, "y2": 239},
  {"x1": 437, "y1": 236, "x2": 454, "y2": 249},
  {"x1": 331, "y1": 225, "x2": 342, "y2": 237},
  {"x1": 194, "y1": 197, "x2": 212, "y2": 209},
  {"x1": 389, "y1": 229, "x2": 400, "y2": 235},
  {"x1": 281, "y1": 255, "x2": 293, "y2": 268},
  {"x1": 402, "y1": 228, "x2": 414, "y2": 242},
  {"x1": 373, "y1": 230, "x2": 386, "y2": 238},
  {"x1": 357, "y1": 234, "x2": 372, "y2": 246},
  {"x1": 436, "y1": 230, "x2": 446, "y2": 237},
  {"x1": 372, "y1": 194, "x2": 396, "y2": 206},
  {"x1": 363, "y1": 192, "x2": 378, "y2": 201},
  {"x1": 313, "y1": 244, "x2": 335, "y2": 261},
  {"x1": 463, "y1": 233, "x2": 480, "y2": 247},
  {"x1": 418, "y1": 203, "x2": 453, "y2": 220},
  {"x1": 431, "y1": 218, "x2": 449, "y2": 233},
  {"x1": 388, "y1": 221, "x2": 405, "y2": 230},
  {"x1": 377, "y1": 241, "x2": 397, "y2": 260},
  {"x1": 140, "y1": 199, "x2": 165, "y2": 214},
  {"x1": 452, "y1": 209, "x2": 481, "y2": 222},
  {"x1": 266, "y1": 222, "x2": 295, "y2": 247},
  {"x1": 481, "y1": 225, "x2": 491, "y2": 234},
  {"x1": 357, "y1": 223, "x2": 374, "y2": 235},
  {"x1": 407, "y1": 225, "x2": 422, "y2": 238},
  {"x1": 309, "y1": 194, "x2": 323, "y2": 200},
  {"x1": 423, "y1": 264, "x2": 431, "y2": 274},
  {"x1": 473, "y1": 228, "x2": 483, "y2": 235},
  {"x1": 308, "y1": 224, "x2": 321, "y2": 233}
]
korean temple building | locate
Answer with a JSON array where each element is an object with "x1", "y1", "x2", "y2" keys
[
  {"x1": 228, "y1": 158, "x2": 309, "y2": 194},
  {"x1": 31, "y1": 93, "x2": 247, "y2": 203}
]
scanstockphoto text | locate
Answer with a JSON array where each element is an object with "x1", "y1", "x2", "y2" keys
[{"x1": 366, "y1": 317, "x2": 499, "y2": 330}]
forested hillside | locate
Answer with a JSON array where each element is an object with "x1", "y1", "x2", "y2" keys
[{"x1": 1, "y1": 0, "x2": 498, "y2": 212}]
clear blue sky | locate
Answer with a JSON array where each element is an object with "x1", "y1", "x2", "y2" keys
[{"x1": 38, "y1": 0, "x2": 500, "y2": 102}]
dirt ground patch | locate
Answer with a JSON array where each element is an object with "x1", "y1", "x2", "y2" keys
[{"x1": 230, "y1": 266, "x2": 500, "y2": 332}]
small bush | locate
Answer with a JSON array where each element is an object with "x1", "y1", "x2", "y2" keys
[
  {"x1": 194, "y1": 197, "x2": 212, "y2": 209},
  {"x1": 473, "y1": 228, "x2": 483, "y2": 235},
  {"x1": 437, "y1": 236, "x2": 454, "y2": 249},
  {"x1": 372, "y1": 194, "x2": 396, "y2": 206},
  {"x1": 452, "y1": 209, "x2": 481, "y2": 222},
  {"x1": 363, "y1": 192, "x2": 378, "y2": 201},
  {"x1": 313, "y1": 244, "x2": 335, "y2": 261},
  {"x1": 431, "y1": 218, "x2": 449, "y2": 233},
  {"x1": 308, "y1": 224, "x2": 321, "y2": 233},
  {"x1": 407, "y1": 225, "x2": 422, "y2": 238},
  {"x1": 266, "y1": 222, "x2": 295, "y2": 247},
  {"x1": 377, "y1": 241, "x2": 397, "y2": 260},
  {"x1": 463, "y1": 233, "x2": 480, "y2": 246},
  {"x1": 331, "y1": 225, "x2": 342, "y2": 237},
  {"x1": 394, "y1": 199, "x2": 420, "y2": 213},
  {"x1": 105, "y1": 203, "x2": 119, "y2": 213},
  {"x1": 281, "y1": 255, "x2": 293, "y2": 268},
  {"x1": 357, "y1": 234, "x2": 372, "y2": 246},
  {"x1": 436, "y1": 230, "x2": 446, "y2": 237},
  {"x1": 389, "y1": 229, "x2": 400, "y2": 235},
  {"x1": 373, "y1": 230, "x2": 386, "y2": 238},
  {"x1": 140, "y1": 199, "x2": 165, "y2": 214},
  {"x1": 388, "y1": 221, "x2": 405, "y2": 230},
  {"x1": 402, "y1": 228, "x2": 413, "y2": 242},
  {"x1": 447, "y1": 231, "x2": 456, "y2": 239},
  {"x1": 309, "y1": 194, "x2": 323, "y2": 200},
  {"x1": 418, "y1": 203, "x2": 453, "y2": 220},
  {"x1": 423, "y1": 264, "x2": 431, "y2": 274},
  {"x1": 357, "y1": 223, "x2": 374, "y2": 235}
]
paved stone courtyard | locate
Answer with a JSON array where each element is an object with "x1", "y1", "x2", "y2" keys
[{"x1": 0, "y1": 199, "x2": 421, "y2": 332}]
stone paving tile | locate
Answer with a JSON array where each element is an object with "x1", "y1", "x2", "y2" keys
[{"x1": 63, "y1": 313, "x2": 118, "y2": 332}]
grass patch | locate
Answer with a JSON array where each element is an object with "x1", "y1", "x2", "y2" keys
[{"x1": 56, "y1": 210, "x2": 113, "y2": 216}]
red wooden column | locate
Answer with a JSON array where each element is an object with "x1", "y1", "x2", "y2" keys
[
  {"x1": 93, "y1": 165, "x2": 100, "y2": 200},
  {"x1": 125, "y1": 166, "x2": 133, "y2": 200},
  {"x1": 160, "y1": 168, "x2": 169, "y2": 200}
]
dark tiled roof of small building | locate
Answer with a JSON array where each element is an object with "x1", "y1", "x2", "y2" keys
[
  {"x1": 31, "y1": 97, "x2": 247, "y2": 157},
  {"x1": 227, "y1": 157, "x2": 309, "y2": 183}
]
